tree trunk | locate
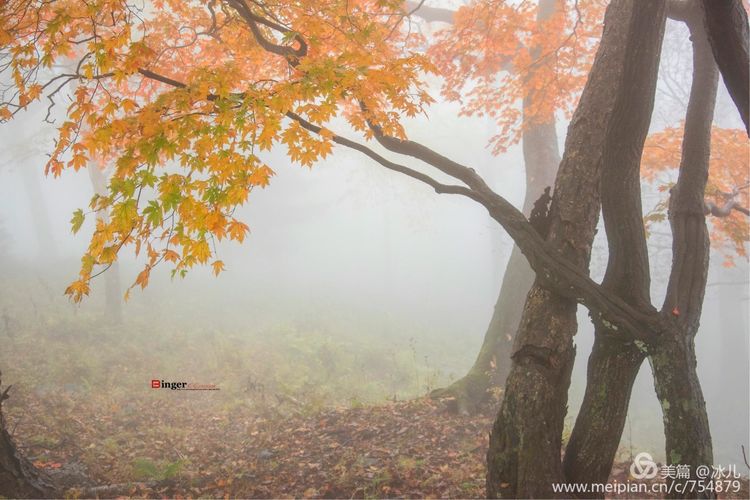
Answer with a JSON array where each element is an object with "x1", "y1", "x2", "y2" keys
[
  {"x1": 485, "y1": 2, "x2": 663, "y2": 497},
  {"x1": 700, "y1": 0, "x2": 749, "y2": 135},
  {"x1": 651, "y1": 16, "x2": 719, "y2": 494},
  {"x1": 431, "y1": 0, "x2": 561, "y2": 415},
  {"x1": 564, "y1": 338, "x2": 646, "y2": 494},
  {"x1": 88, "y1": 164, "x2": 123, "y2": 324},
  {"x1": 564, "y1": 5, "x2": 717, "y2": 496},
  {"x1": 651, "y1": 338, "x2": 714, "y2": 498},
  {"x1": 20, "y1": 167, "x2": 56, "y2": 259},
  {"x1": 563, "y1": 0, "x2": 668, "y2": 490},
  {"x1": 0, "y1": 372, "x2": 56, "y2": 498},
  {"x1": 433, "y1": 114, "x2": 559, "y2": 416}
]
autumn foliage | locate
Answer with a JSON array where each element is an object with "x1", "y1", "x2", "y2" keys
[
  {"x1": 1, "y1": 0, "x2": 438, "y2": 300},
  {"x1": 0, "y1": 0, "x2": 747, "y2": 300},
  {"x1": 428, "y1": 0, "x2": 606, "y2": 153},
  {"x1": 642, "y1": 126, "x2": 749, "y2": 262}
]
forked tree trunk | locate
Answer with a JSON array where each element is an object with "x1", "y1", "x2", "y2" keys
[
  {"x1": 564, "y1": 6, "x2": 718, "y2": 497},
  {"x1": 486, "y1": 2, "x2": 662, "y2": 496},
  {"x1": 431, "y1": 0, "x2": 561, "y2": 415},
  {"x1": 0, "y1": 372, "x2": 56, "y2": 498},
  {"x1": 562, "y1": 0, "x2": 666, "y2": 489}
]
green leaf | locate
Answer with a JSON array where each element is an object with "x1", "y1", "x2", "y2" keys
[
  {"x1": 71, "y1": 209, "x2": 85, "y2": 234},
  {"x1": 143, "y1": 200, "x2": 163, "y2": 227}
]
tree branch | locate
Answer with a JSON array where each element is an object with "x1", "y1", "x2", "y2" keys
[
  {"x1": 704, "y1": 199, "x2": 750, "y2": 216},
  {"x1": 662, "y1": 6, "x2": 719, "y2": 332},
  {"x1": 700, "y1": 0, "x2": 750, "y2": 135},
  {"x1": 285, "y1": 111, "x2": 483, "y2": 202},
  {"x1": 596, "y1": 0, "x2": 666, "y2": 317},
  {"x1": 225, "y1": 0, "x2": 307, "y2": 65},
  {"x1": 56, "y1": 7, "x2": 674, "y2": 344},
  {"x1": 127, "y1": 67, "x2": 668, "y2": 343},
  {"x1": 403, "y1": 1, "x2": 455, "y2": 24}
]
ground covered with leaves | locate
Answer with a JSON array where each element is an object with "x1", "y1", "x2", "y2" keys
[
  {"x1": 6, "y1": 391, "x2": 750, "y2": 499},
  {"x1": 10, "y1": 393, "x2": 490, "y2": 498},
  {"x1": 1, "y1": 272, "x2": 748, "y2": 499}
]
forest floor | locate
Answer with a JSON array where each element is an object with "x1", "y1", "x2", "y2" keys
[
  {"x1": 1, "y1": 285, "x2": 748, "y2": 499},
  {"x1": 8, "y1": 390, "x2": 750, "y2": 499}
]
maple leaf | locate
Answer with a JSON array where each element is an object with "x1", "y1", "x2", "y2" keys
[
  {"x1": 211, "y1": 260, "x2": 225, "y2": 276},
  {"x1": 228, "y1": 220, "x2": 249, "y2": 243},
  {"x1": 135, "y1": 268, "x2": 151, "y2": 289},
  {"x1": 64, "y1": 280, "x2": 91, "y2": 302},
  {"x1": 71, "y1": 209, "x2": 85, "y2": 234}
]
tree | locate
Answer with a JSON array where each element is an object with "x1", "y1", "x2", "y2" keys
[
  {"x1": 562, "y1": 3, "x2": 749, "y2": 496},
  {"x1": 418, "y1": 0, "x2": 575, "y2": 413},
  {"x1": 0, "y1": 0, "x2": 645, "y2": 326},
  {"x1": 87, "y1": 163, "x2": 124, "y2": 323},
  {"x1": 406, "y1": 0, "x2": 607, "y2": 413},
  {"x1": 487, "y1": 1, "x2": 667, "y2": 495},
  {"x1": 3, "y1": 141, "x2": 58, "y2": 259},
  {"x1": 0, "y1": 0, "x2": 747, "y2": 497}
]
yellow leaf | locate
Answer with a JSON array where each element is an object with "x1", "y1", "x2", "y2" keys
[
  {"x1": 64, "y1": 280, "x2": 90, "y2": 302},
  {"x1": 135, "y1": 268, "x2": 150, "y2": 289},
  {"x1": 228, "y1": 220, "x2": 249, "y2": 242},
  {"x1": 211, "y1": 260, "x2": 225, "y2": 276},
  {"x1": 191, "y1": 239, "x2": 211, "y2": 264}
]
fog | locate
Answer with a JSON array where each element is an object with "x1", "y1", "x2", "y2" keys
[{"x1": 0, "y1": 10, "x2": 748, "y2": 493}]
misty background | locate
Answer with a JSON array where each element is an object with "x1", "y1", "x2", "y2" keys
[{"x1": 0, "y1": 16, "x2": 747, "y2": 470}]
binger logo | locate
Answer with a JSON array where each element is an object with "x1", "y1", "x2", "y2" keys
[
  {"x1": 151, "y1": 379, "x2": 220, "y2": 391},
  {"x1": 630, "y1": 452, "x2": 658, "y2": 480}
]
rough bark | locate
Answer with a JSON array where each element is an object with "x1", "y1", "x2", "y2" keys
[
  {"x1": 0, "y1": 371, "x2": 56, "y2": 498},
  {"x1": 563, "y1": 5, "x2": 716, "y2": 496},
  {"x1": 431, "y1": 0, "x2": 561, "y2": 415},
  {"x1": 651, "y1": 10, "x2": 719, "y2": 495},
  {"x1": 485, "y1": 2, "x2": 664, "y2": 497},
  {"x1": 564, "y1": 337, "x2": 646, "y2": 493},
  {"x1": 700, "y1": 0, "x2": 749, "y2": 134},
  {"x1": 563, "y1": 0, "x2": 667, "y2": 487},
  {"x1": 88, "y1": 164, "x2": 123, "y2": 324}
]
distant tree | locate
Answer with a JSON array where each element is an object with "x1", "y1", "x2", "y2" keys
[
  {"x1": 2, "y1": 141, "x2": 58, "y2": 259},
  {"x1": 416, "y1": 0, "x2": 600, "y2": 413},
  {"x1": 87, "y1": 163, "x2": 123, "y2": 323},
  {"x1": 0, "y1": 216, "x2": 9, "y2": 264}
]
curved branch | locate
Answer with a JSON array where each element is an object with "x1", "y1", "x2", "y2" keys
[
  {"x1": 225, "y1": 0, "x2": 307, "y2": 65},
  {"x1": 62, "y1": 60, "x2": 670, "y2": 343},
  {"x1": 285, "y1": 111, "x2": 483, "y2": 202},
  {"x1": 302, "y1": 107, "x2": 667, "y2": 342},
  {"x1": 361, "y1": 104, "x2": 497, "y2": 195}
]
